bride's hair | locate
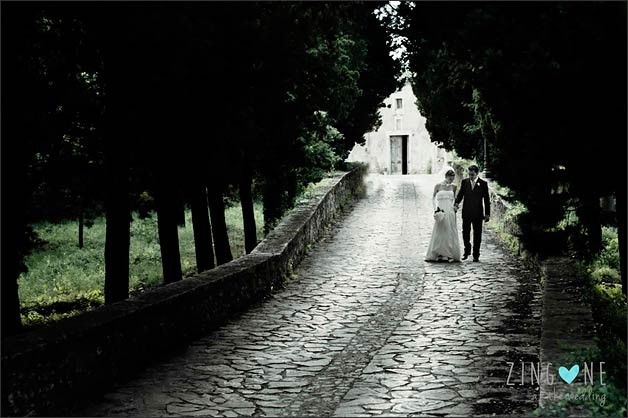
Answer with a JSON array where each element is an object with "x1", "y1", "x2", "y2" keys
[{"x1": 445, "y1": 169, "x2": 455, "y2": 177}]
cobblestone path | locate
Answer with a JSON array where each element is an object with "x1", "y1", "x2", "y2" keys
[{"x1": 82, "y1": 174, "x2": 542, "y2": 417}]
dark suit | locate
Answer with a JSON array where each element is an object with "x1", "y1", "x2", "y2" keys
[{"x1": 455, "y1": 177, "x2": 490, "y2": 258}]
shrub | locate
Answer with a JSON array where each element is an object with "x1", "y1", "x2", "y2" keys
[
  {"x1": 592, "y1": 267, "x2": 621, "y2": 285},
  {"x1": 595, "y1": 227, "x2": 620, "y2": 272},
  {"x1": 533, "y1": 346, "x2": 628, "y2": 417},
  {"x1": 532, "y1": 382, "x2": 627, "y2": 417}
]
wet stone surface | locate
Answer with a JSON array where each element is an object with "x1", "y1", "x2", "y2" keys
[{"x1": 80, "y1": 175, "x2": 542, "y2": 417}]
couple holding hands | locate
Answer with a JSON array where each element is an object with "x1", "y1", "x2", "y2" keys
[{"x1": 425, "y1": 165, "x2": 491, "y2": 263}]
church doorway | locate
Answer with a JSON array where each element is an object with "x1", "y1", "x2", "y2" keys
[{"x1": 390, "y1": 135, "x2": 408, "y2": 174}]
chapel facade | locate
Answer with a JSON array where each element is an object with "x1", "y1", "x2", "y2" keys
[{"x1": 346, "y1": 80, "x2": 451, "y2": 175}]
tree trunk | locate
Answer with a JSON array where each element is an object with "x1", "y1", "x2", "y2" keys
[
  {"x1": 2, "y1": 257, "x2": 23, "y2": 336},
  {"x1": 578, "y1": 195, "x2": 602, "y2": 255},
  {"x1": 177, "y1": 191, "x2": 186, "y2": 227},
  {"x1": 190, "y1": 182, "x2": 215, "y2": 271},
  {"x1": 2, "y1": 2, "x2": 42, "y2": 336},
  {"x1": 156, "y1": 180, "x2": 183, "y2": 284},
  {"x1": 239, "y1": 162, "x2": 257, "y2": 254},
  {"x1": 262, "y1": 172, "x2": 285, "y2": 235},
  {"x1": 2, "y1": 186, "x2": 25, "y2": 335},
  {"x1": 92, "y1": 5, "x2": 132, "y2": 304},
  {"x1": 207, "y1": 181, "x2": 233, "y2": 265},
  {"x1": 286, "y1": 168, "x2": 298, "y2": 207},
  {"x1": 616, "y1": 190, "x2": 627, "y2": 296},
  {"x1": 103, "y1": 145, "x2": 130, "y2": 304},
  {"x1": 78, "y1": 197, "x2": 84, "y2": 249},
  {"x1": 102, "y1": 82, "x2": 130, "y2": 303}
]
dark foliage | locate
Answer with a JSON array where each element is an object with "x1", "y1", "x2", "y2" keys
[
  {"x1": 2, "y1": 2, "x2": 399, "y2": 333},
  {"x1": 396, "y1": 2, "x2": 626, "y2": 292}
]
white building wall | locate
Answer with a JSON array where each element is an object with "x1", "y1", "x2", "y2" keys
[{"x1": 346, "y1": 81, "x2": 450, "y2": 174}]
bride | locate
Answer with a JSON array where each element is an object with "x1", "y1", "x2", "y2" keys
[{"x1": 425, "y1": 169, "x2": 461, "y2": 262}]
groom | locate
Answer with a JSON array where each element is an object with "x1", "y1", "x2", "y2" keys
[{"x1": 454, "y1": 165, "x2": 490, "y2": 262}]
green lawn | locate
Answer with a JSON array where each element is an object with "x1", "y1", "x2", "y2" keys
[{"x1": 18, "y1": 201, "x2": 265, "y2": 327}]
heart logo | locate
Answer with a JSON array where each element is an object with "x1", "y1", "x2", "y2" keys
[{"x1": 558, "y1": 365, "x2": 580, "y2": 384}]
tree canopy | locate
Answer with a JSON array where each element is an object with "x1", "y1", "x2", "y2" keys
[{"x1": 393, "y1": 2, "x2": 626, "y2": 290}]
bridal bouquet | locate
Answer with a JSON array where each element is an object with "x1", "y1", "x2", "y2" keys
[{"x1": 434, "y1": 208, "x2": 445, "y2": 222}]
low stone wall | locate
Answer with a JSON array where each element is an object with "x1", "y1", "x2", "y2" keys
[
  {"x1": 1, "y1": 164, "x2": 368, "y2": 417},
  {"x1": 538, "y1": 257, "x2": 597, "y2": 415}
]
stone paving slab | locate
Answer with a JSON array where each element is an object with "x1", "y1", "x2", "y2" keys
[{"x1": 79, "y1": 174, "x2": 543, "y2": 417}]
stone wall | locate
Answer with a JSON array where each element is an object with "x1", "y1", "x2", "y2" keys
[
  {"x1": 1, "y1": 164, "x2": 368, "y2": 417},
  {"x1": 538, "y1": 258, "x2": 597, "y2": 414}
]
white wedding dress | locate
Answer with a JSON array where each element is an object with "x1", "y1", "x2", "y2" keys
[{"x1": 425, "y1": 189, "x2": 461, "y2": 262}]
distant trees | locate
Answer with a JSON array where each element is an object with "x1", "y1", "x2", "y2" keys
[
  {"x1": 395, "y1": 2, "x2": 627, "y2": 293},
  {"x1": 2, "y1": 2, "x2": 399, "y2": 335}
]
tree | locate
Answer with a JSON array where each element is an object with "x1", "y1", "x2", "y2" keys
[
  {"x1": 238, "y1": 162, "x2": 258, "y2": 254},
  {"x1": 334, "y1": 7, "x2": 403, "y2": 158},
  {"x1": 88, "y1": 4, "x2": 136, "y2": 302},
  {"x1": 207, "y1": 178, "x2": 233, "y2": 266},
  {"x1": 189, "y1": 182, "x2": 215, "y2": 271},
  {"x1": 240, "y1": 2, "x2": 400, "y2": 230},
  {"x1": 2, "y1": 3, "x2": 105, "y2": 331},
  {"x1": 1, "y1": 3, "x2": 43, "y2": 335}
]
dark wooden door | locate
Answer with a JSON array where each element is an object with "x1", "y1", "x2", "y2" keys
[{"x1": 390, "y1": 136, "x2": 402, "y2": 174}]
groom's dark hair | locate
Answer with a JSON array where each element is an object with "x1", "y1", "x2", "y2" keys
[{"x1": 468, "y1": 165, "x2": 479, "y2": 173}]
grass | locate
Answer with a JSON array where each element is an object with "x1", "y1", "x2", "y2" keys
[{"x1": 18, "y1": 201, "x2": 265, "y2": 329}]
